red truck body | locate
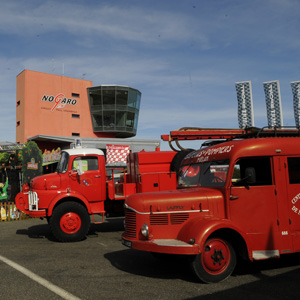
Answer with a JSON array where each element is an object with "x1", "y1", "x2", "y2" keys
[
  {"x1": 15, "y1": 147, "x2": 177, "y2": 242},
  {"x1": 122, "y1": 128, "x2": 300, "y2": 283}
]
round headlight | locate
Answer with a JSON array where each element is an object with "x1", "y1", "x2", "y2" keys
[{"x1": 141, "y1": 223, "x2": 149, "y2": 238}]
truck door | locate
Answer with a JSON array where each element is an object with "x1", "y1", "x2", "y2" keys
[
  {"x1": 69, "y1": 155, "x2": 105, "y2": 202},
  {"x1": 229, "y1": 157, "x2": 280, "y2": 257},
  {"x1": 285, "y1": 156, "x2": 300, "y2": 251}
]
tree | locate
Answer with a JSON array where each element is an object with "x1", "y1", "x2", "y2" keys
[
  {"x1": 0, "y1": 151, "x2": 22, "y2": 170},
  {"x1": 0, "y1": 152, "x2": 10, "y2": 168},
  {"x1": 21, "y1": 141, "x2": 43, "y2": 184}
]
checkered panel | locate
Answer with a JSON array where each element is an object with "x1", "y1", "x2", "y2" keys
[
  {"x1": 106, "y1": 144, "x2": 130, "y2": 164},
  {"x1": 291, "y1": 81, "x2": 300, "y2": 127},
  {"x1": 235, "y1": 81, "x2": 254, "y2": 128},
  {"x1": 263, "y1": 81, "x2": 283, "y2": 128}
]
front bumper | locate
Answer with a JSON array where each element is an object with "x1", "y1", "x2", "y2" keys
[
  {"x1": 15, "y1": 191, "x2": 46, "y2": 218},
  {"x1": 121, "y1": 234, "x2": 200, "y2": 255}
]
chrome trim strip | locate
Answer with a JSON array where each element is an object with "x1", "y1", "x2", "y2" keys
[{"x1": 124, "y1": 204, "x2": 209, "y2": 215}]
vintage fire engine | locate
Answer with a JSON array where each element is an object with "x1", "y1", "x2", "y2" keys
[
  {"x1": 15, "y1": 146, "x2": 177, "y2": 242},
  {"x1": 122, "y1": 127, "x2": 300, "y2": 283}
]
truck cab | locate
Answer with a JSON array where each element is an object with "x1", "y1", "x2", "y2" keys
[
  {"x1": 16, "y1": 148, "x2": 107, "y2": 242},
  {"x1": 122, "y1": 130, "x2": 300, "y2": 283}
]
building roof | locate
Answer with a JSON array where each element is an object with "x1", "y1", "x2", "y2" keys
[
  {"x1": 0, "y1": 142, "x2": 25, "y2": 152},
  {"x1": 28, "y1": 135, "x2": 160, "y2": 152}
]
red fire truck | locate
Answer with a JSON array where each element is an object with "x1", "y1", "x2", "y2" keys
[
  {"x1": 15, "y1": 147, "x2": 177, "y2": 242},
  {"x1": 122, "y1": 127, "x2": 300, "y2": 283}
]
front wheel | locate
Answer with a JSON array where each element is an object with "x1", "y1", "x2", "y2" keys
[
  {"x1": 49, "y1": 201, "x2": 90, "y2": 242},
  {"x1": 192, "y1": 238, "x2": 236, "y2": 283}
]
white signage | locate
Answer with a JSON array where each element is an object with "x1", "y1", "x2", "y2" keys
[
  {"x1": 263, "y1": 80, "x2": 283, "y2": 128},
  {"x1": 291, "y1": 81, "x2": 300, "y2": 127},
  {"x1": 235, "y1": 81, "x2": 254, "y2": 128}
]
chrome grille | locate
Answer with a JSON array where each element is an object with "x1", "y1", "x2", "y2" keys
[
  {"x1": 124, "y1": 209, "x2": 136, "y2": 238},
  {"x1": 28, "y1": 191, "x2": 39, "y2": 211}
]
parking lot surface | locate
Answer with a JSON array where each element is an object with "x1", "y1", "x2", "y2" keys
[{"x1": 1, "y1": 217, "x2": 300, "y2": 300}]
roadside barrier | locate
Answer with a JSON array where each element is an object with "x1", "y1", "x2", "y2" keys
[{"x1": 0, "y1": 202, "x2": 30, "y2": 222}]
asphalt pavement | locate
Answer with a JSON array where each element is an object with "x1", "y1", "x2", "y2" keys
[{"x1": 1, "y1": 217, "x2": 300, "y2": 300}]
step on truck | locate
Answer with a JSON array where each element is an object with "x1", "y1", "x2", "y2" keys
[
  {"x1": 15, "y1": 146, "x2": 178, "y2": 242},
  {"x1": 122, "y1": 127, "x2": 300, "y2": 283}
]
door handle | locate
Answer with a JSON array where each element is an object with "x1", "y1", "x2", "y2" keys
[
  {"x1": 230, "y1": 195, "x2": 239, "y2": 200},
  {"x1": 94, "y1": 175, "x2": 101, "y2": 178}
]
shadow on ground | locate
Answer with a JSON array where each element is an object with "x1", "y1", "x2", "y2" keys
[
  {"x1": 15, "y1": 216, "x2": 124, "y2": 242},
  {"x1": 105, "y1": 248, "x2": 300, "y2": 299}
]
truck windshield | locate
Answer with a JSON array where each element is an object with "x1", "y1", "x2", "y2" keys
[
  {"x1": 178, "y1": 159, "x2": 230, "y2": 188},
  {"x1": 56, "y1": 152, "x2": 69, "y2": 173}
]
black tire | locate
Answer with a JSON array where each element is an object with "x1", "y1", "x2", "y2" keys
[
  {"x1": 49, "y1": 201, "x2": 90, "y2": 242},
  {"x1": 170, "y1": 149, "x2": 194, "y2": 177},
  {"x1": 192, "y1": 238, "x2": 236, "y2": 283}
]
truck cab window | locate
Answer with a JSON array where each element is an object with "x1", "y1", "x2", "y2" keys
[
  {"x1": 72, "y1": 156, "x2": 98, "y2": 172},
  {"x1": 178, "y1": 160, "x2": 229, "y2": 188},
  {"x1": 56, "y1": 152, "x2": 69, "y2": 173},
  {"x1": 287, "y1": 157, "x2": 300, "y2": 184},
  {"x1": 232, "y1": 157, "x2": 272, "y2": 186}
]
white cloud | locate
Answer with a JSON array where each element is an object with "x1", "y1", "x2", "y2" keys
[{"x1": 0, "y1": 1, "x2": 209, "y2": 47}]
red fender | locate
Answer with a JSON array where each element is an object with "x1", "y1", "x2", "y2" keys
[
  {"x1": 47, "y1": 191, "x2": 91, "y2": 216},
  {"x1": 177, "y1": 217, "x2": 253, "y2": 260}
]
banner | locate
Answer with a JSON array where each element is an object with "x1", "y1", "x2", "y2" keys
[
  {"x1": 291, "y1": 81, "x2": 300, "y2": 127},
  {"x1": 106, "y1": 144, "x2": 130, "y2": 164},
  {"x1": 235, "y1": 81, "x2": 254, "y2": 128},
  {"x1": 263, "y1": 80, "x2": 283, "y2": 128}
]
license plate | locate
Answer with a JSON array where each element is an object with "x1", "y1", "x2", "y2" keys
[{"x1": 122, "y1": 239, "x2": 132, "y2": 248}]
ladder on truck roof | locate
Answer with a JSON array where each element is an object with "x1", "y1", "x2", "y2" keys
[{"x1": 161, "y1": 126, "x2": 300, "y2": 151}]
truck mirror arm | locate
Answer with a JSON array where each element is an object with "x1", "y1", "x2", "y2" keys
[{"x1": 69, "y1": 170, "x2": 81, "y2": 178}]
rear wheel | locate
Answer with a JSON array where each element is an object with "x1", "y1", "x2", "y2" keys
[
  {"x1": 192, "y1": 238, "x2": 236, "y2": 283},
  {"x1": 49, "y1": 201, "x2": 90, "y2": 242}
]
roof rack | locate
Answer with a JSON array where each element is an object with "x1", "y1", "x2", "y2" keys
[{"x1": 161, "y1": 126, "x2": 300, "y2": 151}]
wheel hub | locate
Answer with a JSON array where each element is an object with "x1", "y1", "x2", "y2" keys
[
  {"x1": 202, "y1": 239, "x2": 230, "y2": 274},
  {"x1": 60, "y1": 212, "x2": 82, "y2": 234},
  {"x1": 211, "y1": 249, "x2": 225, "y2": 265}
]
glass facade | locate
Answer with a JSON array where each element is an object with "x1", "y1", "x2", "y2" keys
[{"x1": 88, "y1": 85, "x2": 141, "y2": 138}]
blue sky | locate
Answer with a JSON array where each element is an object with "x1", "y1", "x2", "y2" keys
[{"x1": 1, "y1": 0, "x2": 300, "y2": 150}]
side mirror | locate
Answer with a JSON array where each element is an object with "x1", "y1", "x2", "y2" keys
[
  {"x1": 76, "y1": 160, "x2": 83, "y2": 176},
  {"x1": 244, "y1": 167, "x2": 256, "y2": 185}
]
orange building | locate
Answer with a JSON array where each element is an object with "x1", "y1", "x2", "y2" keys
[
  {"x1": 16, "y1": 70, "x2": 94, "y2": 143},
  {"x1": 16, "y1": 70, "x2": 151, "y2": 154}
]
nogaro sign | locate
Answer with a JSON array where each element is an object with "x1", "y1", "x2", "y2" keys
[{"x1": 41, "y1": 93, "x2": 77, "y2": 112}]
